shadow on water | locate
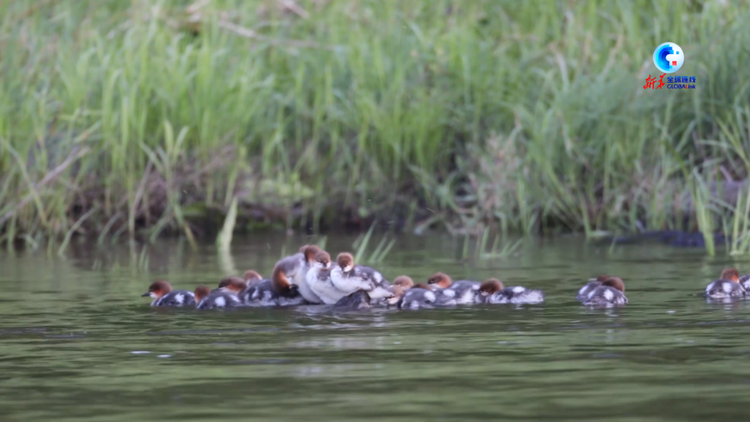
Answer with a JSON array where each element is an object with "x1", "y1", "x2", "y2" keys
[{"x1": 1, "y1": 234, "x2": 750, "y2": 421}]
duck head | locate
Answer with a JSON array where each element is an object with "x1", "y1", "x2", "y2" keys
[
  {"x1": 302, "y1": 245, "x2": 322, "y2": 264},
  {"x1": 194, "y1": 285, "x2": 211, "y2": 303},
  {"x1": 602, "y1": 277, "x2": 625, "y2": 292},
  {"x1": 217, "y1": 276, "x2": 247, "y2": 293},
  {"x1": 142, "y1": 280, "x2": 172, "y2": 299},
  {"x1": 427, "y1": 272, "x2": 452, "y2": 289},
  {"x1": 336, "y1": 252, "x2": 354, "y2": 272},
  {"x1": 479, "y1": 278, "x2": 504, "y2": 296},
  {"x1": 243, "y1": 270, "x2": 263, "y2": 283},
  {"x1": 313, "y1": 251, "x2": 332, "y2": 270},
  {"x1": 720, "y1": 268, "x2": 740, "y2": 283}
]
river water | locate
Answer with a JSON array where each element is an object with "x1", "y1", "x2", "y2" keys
[{"x1": 1, "y1": 234, "x2": 749, "y2": 421}]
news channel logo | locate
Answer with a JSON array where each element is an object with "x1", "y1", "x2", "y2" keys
[
  {"x1": 653, "y1": 42, "x2": 684, "y2": 73},
  {"x1": 644, "y1": 42, "x2": 695, "y2": 90}
]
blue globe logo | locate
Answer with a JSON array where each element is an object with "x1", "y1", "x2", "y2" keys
[{"x1": 653, "y1": 42, "x2": 684, "y2": 73}]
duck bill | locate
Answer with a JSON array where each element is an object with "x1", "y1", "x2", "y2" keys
[{"x1": 141, "y1": 292, "x2": 151, "y2": 297}]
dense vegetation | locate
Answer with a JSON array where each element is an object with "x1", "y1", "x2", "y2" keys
[{"x1": 1, "y1": 0, "x2": 750, "y2": 253}]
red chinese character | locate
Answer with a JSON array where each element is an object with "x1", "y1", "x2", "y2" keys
[
  {"x1": 644, "y1": 74, "x2": 657, "y2": 89},
  {"x1": 657, "y1": 73, "x2": 665, "y2": 89}
]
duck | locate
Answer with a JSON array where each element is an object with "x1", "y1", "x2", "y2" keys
[
  {"x1": 239, "y1": 264, "x2": 306, "y2": 307},
  {"x1": 271, "y1": 244, "x2": 323, "y2": 304},
  {"x1": 370, "y1": 275, "x2": 414, "y2": 307},
  {"x1": 141, "y1": 280, "x2": 196, "y2": 307},
  {"x1": 216, "y1": 276, "x2": 247, "y2": 292},
  {"x1": 705, "y1": 268, "x2": 746, "y2": 299},
  {"x1": 330, "y1": 252, "x2": 394, "y2": 300},
  {"x1": 306, "y1": 251, "x2": 350, "y2": 305},
  {"x1": 386, "y1": 278, "x2": 454, "y2": 309},
  {"x1": 576, "y1": 275, "x2": 610, "y2": 302},
  {"x1": 243, "y1": 270, "x2": 264, "y2": 287},
  {"x1": 194, "y1": 285, "x2": 241, "y2": 310},
  {"x1": 426, "y1": 272, "x2": 481, "y2": 305},
  {"x1": 581, "y1": 276, "x2": 628, "y2": 306},
  {"x1": 477, "y1": 278, "x2": 545, "y2": 304}
]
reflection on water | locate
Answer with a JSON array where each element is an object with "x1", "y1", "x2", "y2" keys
[{"x1": 1, "y1": 234, "x2": 749, "y2": 421}]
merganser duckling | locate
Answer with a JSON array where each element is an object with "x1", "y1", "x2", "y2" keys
[
  {"x1": 369, "y1": 275, "x2": 414, "y2": 307},
  {"x1": 576, "y1": 275, "x2": 609, "y2": 302},
  {"x1": 306, "y1": 251, "x2": 348, "y2": 305},
  {"x1": 330, "y1": 252, "x2": 394, "y2": 300},
  {"x1": 477, "y1": 278, "x2": 545, "y2": 305},
  {"x1": 581, "y1": 277, "x2": 628, "y2": 306},
  {"x1": 270, "y1": 245, "x2": 323, "y2": 304},
  {"x1": 195, "y1": 285, "x2": 241, "y2": 310},
  {"x1": 705, "y1": 268, "x2": 746, "y2": 299},
  {"x1": 386, "y1": 278, "x2": 454, "y2": 309},
  {"x1": 426, "y1": 272, "x2": 481, "y2": 305},
  {"x1": 216, "y1": 276, "x2": 248, "y2": 294},
  {"x1": 239, "y1": 264, "x2": 306, "y2": 307},
  {"x1": 333, "y1": 290, "x2": 371, "y2": 310},
  {"x1": 141, "y1": 280, "x2": 196, "y2": 307},
  {"x1": 243, "y1": 270, "x2": 264, "y2": 287}
]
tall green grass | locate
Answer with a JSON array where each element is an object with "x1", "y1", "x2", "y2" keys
[{"x1": 1, "y1": 0, "x2": 750, "y2": 252}]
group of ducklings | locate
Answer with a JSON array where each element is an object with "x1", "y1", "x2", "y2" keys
[{"x1": 141, "y1": 243, "x2": 749, "y2": 310}]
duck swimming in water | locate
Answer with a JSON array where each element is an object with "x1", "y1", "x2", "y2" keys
[
  {"x1": 239, "y1": 261, "x2": 306, "y2": 307},
  {"x1": 386, "y1": 278, "x2": 454, "y2": 309},
  {"x1": 705, "y1": 268, "x2": 746, "y2": 299},
  {"x1": 195, "y1": 285, "x2": 241, "y2": 310},
  {"x1": 426, "y1": 272, "x2": 481, "y2": 305},
  {"x1": 581, "y1": 276, "x2": 628, "y2": 306},
  {"x1": 243, "y1": 270, "x2": 264, "y2": 287},
  {"x1": 477, "y1": 278, "x2": 545, "y2": 305},
  {"x1": 141, "y1": 280, "x2": 196, "y2": 307},
  {"x1": 576, "y1": 275, "x2": 609, "y2": 302},
  {"x1": 330, "y1": 252, "x2": 393, "y2": 300}
]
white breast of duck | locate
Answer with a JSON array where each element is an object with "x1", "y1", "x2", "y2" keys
[
  {"x1": 706, "y1": 268, "x2": 746, "y2": 299},
  {"x1": 306, "y1": 251, "x2": 347, "y2": 305},
  {"x1": 330, "y1": 253, "x2": 392, "y2": 299},
  {"x1": 293, "y1": 245, "x2": 326, "y2": 303},
  {"x1": 583, "y1": 285, "x2": 628, "y2": 306}
]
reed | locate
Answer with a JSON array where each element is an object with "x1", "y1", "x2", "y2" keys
[{"x1": 0, "y1": 0, "x2": 749, "y2": 255}]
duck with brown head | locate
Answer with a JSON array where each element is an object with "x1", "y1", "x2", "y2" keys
[
  {"x1": 705, "y1": 268, "x2": 746, "y2": 299},
  {"x1": 581, "y1": 276, "x2": 628, "y2": 306},
  {"x1": 386, "y1": 276, "x2": 455, "y2": 309},
  {"x1": 330, "y1": 252, "x2": 394, "y2": 300},
  {"x1": 306, "y1": 251, "x2": 348, "y2": 305},
  {"x1": 195, "y1": 285, "x2": 242, "y2": 310},
  {"x1": 576, "y1": 275, "x2": 610, "y2": 302},
  {"x1": 477, "y1": 278, "x2": 544, "y2": 305},
  {"x1": 426, "y1": 272, "x2": 482, "y2": 305},
  {"x1": 268, "y1": 245, "x2": 323, "y2": 304},
  {"x1": 141, "y1": 280, "x2": 196, "y2": 307}
]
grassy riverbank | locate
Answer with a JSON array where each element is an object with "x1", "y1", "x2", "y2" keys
[{"x1": 1, "y1": 0, "x2": 750, "y2": 251}]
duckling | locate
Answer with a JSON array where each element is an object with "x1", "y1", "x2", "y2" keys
[
  {"x1": 576, "y1": 275, "x2": 610, "y2": 302},
  {"x1": 195, "y1": 285, "x2": 241, "y2": 310},
  {"x1": 141, "y1": 280, "x2": 196, "y2": 307},
  {"x1": 306, "y1": 251, "x2": 346, "y2": 305},
  {"x1": 477, "y1": 278, "x2": 545, "y2": 305},
  {"x1": 705, "y1": 268, "x2": 746, "y2": 299},
  {"x1": 426, "y1": 272, "x2": 481, "y2": 305},
  {"x1": 330, "y1": 252, "x2": 393, "y2": 300},
  {"x1": 271, "y1": 245, "x2": 323, "y2": 304},
  {"x1": 243, "y1": 270, "x2": 264, "y2": 287},
  {"x1": 386, "y1": 278, "x2": 453, "y2": 309},
  {"x1": 582, "y1": 277, "x2": 628, "y2": 306}
]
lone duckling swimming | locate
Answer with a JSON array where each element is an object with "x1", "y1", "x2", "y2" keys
[{"x1": 580, "y1": 276, "x2": 628, "y2": 306}]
